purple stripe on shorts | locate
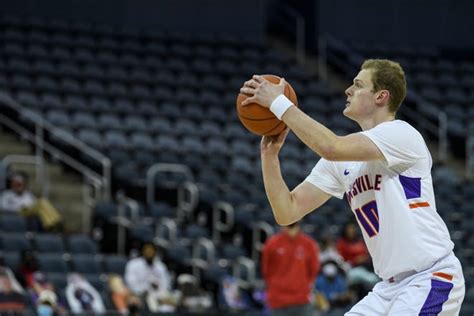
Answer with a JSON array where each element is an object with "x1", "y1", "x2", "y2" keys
[
  {"x1": 399, "y1": 175, "x2": 421, "y2": 199},
  {"x1": 419, "y1": 279, "x2": 453, "y2": 315}
]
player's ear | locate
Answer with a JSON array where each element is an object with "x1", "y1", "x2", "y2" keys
[{"x1": 376, "y1": 90, "x2": 390, "y2": 105}]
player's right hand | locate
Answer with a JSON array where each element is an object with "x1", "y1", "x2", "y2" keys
[{"x1": 260, "y1": 128, "x2": 289, "y2": 156}]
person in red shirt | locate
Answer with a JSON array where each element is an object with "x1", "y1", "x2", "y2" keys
[
  {"x1": 336, "y1": 222, "x2": 370, "y2": 267},
  {"x1": 261, "y1": 221, "x2": 320, "y2": 316}
]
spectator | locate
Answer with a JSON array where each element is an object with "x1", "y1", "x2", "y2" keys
[
  {"x1": 315, "y1": 261, "x2": 353, "y2": 309},
  {"x1": 18, "y1": 250, "x2": 39, "y2": 288},
  {"x1": 336, "y1": 222, "x2": 370, "y2": 267},
  {"x1": 29, "y1": 272, "x2": 66, "y2": 315},
  {"x1": 336, "y1": 222, "x2": 379, "y2": 296},
  {"x1": 319, "y1": 233, "x2": 350, "y2": 272},
  {"x1": 124, "y1": 242, "x2": 178, "y2": 312},
  {"x1": 176, "y1": 273, "x2": 212, "y2": 312},
  {"x1": 65, "y1": 273, "x2": 105, "y2": 314},
  {"x1": 261, "y1": 221, "x2": 319, "y2": 316},
  {"x1": 108, "y1": 274, "x2": 141, "y2": 315},
  {"x1": 0, "y1": 264, "x2": 26, "y2": 314},
  {"x1": 217, "y1": 275, "x2": 252, "y2": 310},
  {"x1": 0, "y1": 172, "x2": 62, "y2": 231}
]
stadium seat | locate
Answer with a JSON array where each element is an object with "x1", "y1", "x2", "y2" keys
[
  {"x1": 34, "y1": 234, "x2": 66, "y2": 253},
  {"x1": 71, "y1": 254, "x2": 102, "y2": 274},
  {"x1": 0, "y1": 233, "x2": 31, "y2": 252},
  {"x1": 38, "y1": 253, "x2": 69, "y2": 273},
  {"x1": 68, "y1": 235, "x2": 98, "y2": 254},
  {"x1": 0, "y1": 214, "x2": 27, "y2": 233},
  {"x1": 103, "y1": 254, "x2": 128, "y2": 275}
]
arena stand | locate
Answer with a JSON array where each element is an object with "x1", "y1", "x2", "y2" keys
[{"x1": 0, "y1": 11, "x2": 473, "y2": 315}]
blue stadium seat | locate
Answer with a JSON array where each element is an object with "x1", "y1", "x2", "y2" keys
[
  {"x1": 0, "y1": 213, "x2": 27, "y2": 233},
  {"x1": 71, "y1": 254, "x2": 102, "y2": 274},
  {"x1": 0, "y1": 233, "x2": 31, "y2": 252},
  {"x1": 68, "y1": 235, "x2": 98, "y2": 254},
  {"x1": 34, "y1": 234, "x2": 65, "y2": 253},
  {"x1": 38, "y1": 253, "x2": 69, "y2": 273},
  {"x1": 103, "y1": 254, "x2": 128, "y2": 275}
]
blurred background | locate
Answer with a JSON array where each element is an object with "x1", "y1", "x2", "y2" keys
[{"x1": 0, "y1": 0, "x2": 472, "y2": 315}]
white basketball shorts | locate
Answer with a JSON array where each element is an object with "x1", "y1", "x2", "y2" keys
[{"x1": 345, "y1": 252, "x2": 465, "y2": 315}]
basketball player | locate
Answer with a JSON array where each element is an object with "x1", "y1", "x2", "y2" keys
[{"x1": 240, "y1": 59, "x2": 465, "y2": 315}]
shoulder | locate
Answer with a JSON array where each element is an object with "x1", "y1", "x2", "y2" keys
[{"x1": 365, "y1": 120, "x2": 423, "y2": 139}]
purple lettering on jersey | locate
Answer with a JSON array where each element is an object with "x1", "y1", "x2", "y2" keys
[
  {"x1": 365, "y1": 175, "x2": 374, "y2": 190},
  {"x1": 419, "y1": 279, "x2": 453, "y2": 315},
  {"x1": 399, "y1": 175, "x2": 421, "y2": 199},
  {"x1": 355, "y1": 178, "x2": 363, "y2": 194},
  {"x1": 374, "y1": 174, "x2": 382, "y2": 190}
]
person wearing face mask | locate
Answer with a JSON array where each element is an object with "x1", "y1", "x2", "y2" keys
[
  {"x1": 261, "y1": 221, "x2": 320, "y2": 316},
  {"x1": 315, "y1": 261, "x2": 353, "y2": 310},
  {"x1": 125, "y1": 242, "x2": 178, "y2": 311}
]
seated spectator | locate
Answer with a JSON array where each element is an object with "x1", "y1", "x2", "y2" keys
[
  {"x1": 336, "y1": 222, "x2": 379, "y2": 297},
  {"x1": 36, "y1": 289, "x2": 61, "y2": 316},
  {"x1": 0, "y1": 263, "x2": 26, "y2": 314},
  {"x1": 218, "y1": 275, "x2": 252, "y2": 311},
  {"x1": 18, "y1": 250, "x2": 39, "y2": 288},
  {"x1": 29, "y1": 272, "x2": 66, "y2": 315},
  {"x1": 319, "y1": 232, "x2": 350, "y2": 272},
  {"x1": 0, "y1": 172, "x2": 62, "y2": 231},
  {"x1": 176, "y1": 274, "x2": 212, "y2": 312},
  {"x1": 65, "y1": 273, "x2": 105, "y2": 314},
  {"x1": 125, "y1": 242, "x2": 178, "y2": 312},
  {"x1": 336, "y1": 222, "x2": 370, "y2": 267},
  {"x1": 315, "y1": 261, "x2": 353, "y2": 310},
  {"x1": 108, "y1": 274, "x2": 141, "y2": 315}
]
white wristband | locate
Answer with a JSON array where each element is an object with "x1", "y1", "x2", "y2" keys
[{"x1": 270, "y1": 94, "x2": 294, "y2": 120}]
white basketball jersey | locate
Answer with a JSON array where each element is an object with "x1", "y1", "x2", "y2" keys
[{"x1": 305, "y1": 120, "x2": 453, "y2": 279}]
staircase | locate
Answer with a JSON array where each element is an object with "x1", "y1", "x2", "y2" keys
[{"x1": 0, "y1": 128, "x2": 91, "y2": 233}]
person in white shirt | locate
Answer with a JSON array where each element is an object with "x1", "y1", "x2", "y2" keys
[
  {"x1": 125, "y1": 242, "x2": 177, "y2": 312},
  {"x1": 240, "y1": 59, "x2": 465, "y2": 315},
  {"x1": 1, "y1": 172, "x2": 36, "y2": 213}
]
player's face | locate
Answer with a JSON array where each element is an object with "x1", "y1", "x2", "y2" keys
[{"x1": 343, "y1": 69, "x2": 377, "y2": 121}]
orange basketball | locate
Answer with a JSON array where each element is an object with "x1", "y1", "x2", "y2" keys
[{"x1": 236, "y1": 74, "x2": 298, "y2": 136}]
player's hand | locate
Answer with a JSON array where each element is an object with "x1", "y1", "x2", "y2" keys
[
  {"x1": 260, "y1": 128, "x2": 290, "y2": 156},
  {"x1": 240, "y1": 75, "x2": 286, "y2": 108}
]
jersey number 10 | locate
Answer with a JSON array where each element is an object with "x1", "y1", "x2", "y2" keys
[{"x1": 354, "y1": 200, "x2": 379, "y2": 237}]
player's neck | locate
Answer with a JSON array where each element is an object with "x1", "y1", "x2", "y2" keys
[{"x1": 357, "y1": 113, "x2": 396, "y2": 131}]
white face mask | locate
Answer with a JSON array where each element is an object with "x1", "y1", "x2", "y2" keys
[{"x1": 37, "y1": 304, "x2": 54, "y2": 316}]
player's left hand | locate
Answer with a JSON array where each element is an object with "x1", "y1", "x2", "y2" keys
[{"x1": 240, "y1": 75, "x2": 286, "y2": 108}]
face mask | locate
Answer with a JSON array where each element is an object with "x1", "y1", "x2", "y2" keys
[{"x1": 37, "y1": 304, "x2": 54, "y2": 316}]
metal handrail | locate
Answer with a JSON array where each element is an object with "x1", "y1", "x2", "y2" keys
[
  {"x1": 0, "y1": 92, "x2": 111, "y2": 200},
  {"x1": 251, "y1": 221, "x2": 274, "y2": 261},
  {"x1": 212, "y1": 201, "x2": 235, "y2": 242},
  {"x1": 146, "y1": 163, "x2": 194, "y2": 205},
  {"x1": 280, "y1": 4, "x2": 306, "y2": 65},
  {"x1": 467, "y1": 134, "x2": 474, "y2": 179}
]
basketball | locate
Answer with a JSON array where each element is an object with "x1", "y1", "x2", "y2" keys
[{"x1": 236, "y1": 74, "x2": 298, "y2": 136}]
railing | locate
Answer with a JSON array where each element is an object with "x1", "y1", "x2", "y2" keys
[
  {"x1": 251, "y1": 221, "x2": 274, "y2": 261},
  {"x1": 146, "y1": 163, "x2": 198, "y2": 221},
  {"x1": 467, "y1": 133, "x2": 474, "y2": 179},
  {"x1": 212, "y1": 201, "x2": 234, "y2": 242},
  {"x1": 0, "y1": 93, "x2": 111, "y2": 200},
  {"x1": 275, "y1": 4, "x2": 306, "y2": 65}
]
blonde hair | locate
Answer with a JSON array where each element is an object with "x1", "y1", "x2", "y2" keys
[{"x1": 361, "y1": 59, "x2": 407, "y2": 113}]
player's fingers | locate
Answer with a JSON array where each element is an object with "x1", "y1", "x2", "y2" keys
[
  {"x1": 279, "y1": 78, "x2": 286, "y2": 87},
  {"x1": 241, "y1": 95, "x2": 257, "y2": 106},
  {"x1": 240, "y1": 87, "x2": 256, "y2": 95},
  {"x1": 244, "y1": 80, "x2": 259, "y2": 89},
  {"x1": 252, "y1": 75, "x2": 264, "y2": 83},
  {"x1": 277, "y1": 128, "x2": 290, "y2": 142}
]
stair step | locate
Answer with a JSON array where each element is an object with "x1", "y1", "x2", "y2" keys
[{"x1": 0, "y1": 144, "x2": 33, "y2": 157}]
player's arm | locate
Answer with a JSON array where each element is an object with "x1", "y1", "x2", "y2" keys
[
  {"x1": 261, "y1": 133, "x2": 331, "y2": 225},
  {"x1": 283, "y1": 106, "x2": 383, "y2": 162},
  {"x1": 241, "y1": 76, "x2": 384, "y2": 162}
]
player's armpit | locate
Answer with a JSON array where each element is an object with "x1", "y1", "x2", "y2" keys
[
  {"x1": 280, "y1": 181, "x2": 331, "y2": 225},
  {"x1": 327, "y1": 133, "x2": 384, "y2": 162}
]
